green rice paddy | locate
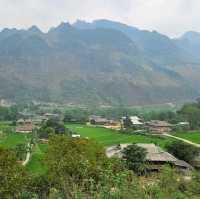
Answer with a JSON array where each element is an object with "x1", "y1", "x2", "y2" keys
[
  {"x1": 174, "y1": 131, "x2": 200, "y2": 144},
  {"x1": 66, "y1": 124, "x2": 174, "y2": 148}
]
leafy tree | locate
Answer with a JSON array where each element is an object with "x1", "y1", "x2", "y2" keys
[
  {"x1": 0, "y1": 106, "x2": 19, "y2": 122},
  {"x1": 122, "y1": 144, "x2": 147, "y2": 174},
  {"x1": 0, "y1": 147, "x2": 27, "y2": 198},
  {"x1": 167, "y1": 141, "x2": 199, "y2": 163},
  {"x1": 38, "y1": 118, "x2": 70, "y2": 139},
  {"x1": 64, "y1": 109, "x2": 88, "y2": 124},
  {"x1": 27, "y1": 175, "x2": 50, "y2": 199},
  {"x1": 45, "y1": 135, "x2": 109, "y2": 198},
  {"x1": 45, "y1": 118, "x2": 66, "y2": 134},
  {"x1": 178, "y1": 103, "x2": 200, "y2": 129}
]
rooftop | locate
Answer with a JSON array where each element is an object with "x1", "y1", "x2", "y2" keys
[
  {"x1": 106, "y1": 143, "x2": 192, "y2": 169},
  {"x1": 147, "y1": 120, "x2": 172, "y2": 127}
]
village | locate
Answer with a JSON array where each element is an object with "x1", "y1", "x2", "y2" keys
[
  {"x1": 9, "y1": 106, "x2": 198, "y2": 175},
  {"x1": 1, "y1": 100, "x2": 200, "y2": 198}
]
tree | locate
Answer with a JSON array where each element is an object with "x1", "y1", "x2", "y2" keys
[
  {"x1": 0, "y1": 147, "x2": 27, "y2": 198},
  {"x1": 0, "y1": 106, "x2": 19, "y2": 122},
  {"x1": 38, "y1": 118, "x2": 70, "y2": 139},
  {"x1": 27, "y1": 175, "x2": 50, "y2": 199},
  {"x1": 45, "y1": 118, "x2": 66, "y2": 134},
  {"x1": 122, "y1": 144, "x2": 147, "y2": 174},
  {"x1": 63, "y1": 109, "x2": 88, "y2": 124},
  {"x1": 123, "y1": 116, "x2": 133, "y2": 129},
  {"x1": 178, "y1": 103, "x2": 200, "y2": 129},
  {"x1": 167, "y1": 141, "x2": 199, "y2": 164},
  {"x1": 45, "y1": 135, "x2": 109, "y2": 198}
]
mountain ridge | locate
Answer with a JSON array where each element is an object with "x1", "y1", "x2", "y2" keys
[{"x1": 0, "y1": 19, "x2": 200, "y2": 105}]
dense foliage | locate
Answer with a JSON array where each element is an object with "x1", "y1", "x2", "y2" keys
[
  {"x1": 122, "y1": 144, "x2": 147, "y2": 174},
  {"x1": 178, "y1": 102, "x2": 200, "y2": 129},
  {"x1": 0, "y1": 148, "x2": 27, "y2": 198},
  {"x1": 167, "y1": 141, "x2": 199, "y2": 164},
  {"x1": 1, "y1": 136, "x2": 200, "y2": 198},
  {"x1": 37, "y1": 118, "x2": 71, "y2": 139},
  {"x1": 0, "y1": 106, "x2": 19, "y2": 122}
]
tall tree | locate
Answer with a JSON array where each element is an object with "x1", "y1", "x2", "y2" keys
[
  {"x1": 0, "y1": 148, "x2": 27, "y2": 198},
  {"x1": 122, "y1": 144, "x2": 147, "y2": 174},
  {"x1": 167, "y1": 141, "x2": 199, "y2": 164},
  {"x1": 45, "y1": 135, "x2": 108, "y2": 198}
]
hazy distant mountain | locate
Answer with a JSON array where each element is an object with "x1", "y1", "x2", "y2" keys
[
  {"x1": 73, "y1": 20, "x2": 197, "y2": 64},
  {"x1": 0, "y1": 20, "x2": 200, "y2": 105},
  {"x1": 174, "y1": 31, "x2": 200, "y2": 59}
]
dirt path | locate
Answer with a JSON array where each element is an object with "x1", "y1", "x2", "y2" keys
[
  {"x1": 163, "y1": 133, "x2": 200, "y2": 148},
  {"x1": 22, "y1": 143, "x2": 31, "y2": 166}
]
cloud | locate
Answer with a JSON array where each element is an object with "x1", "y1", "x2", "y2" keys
[{"x1": 0, "y1": 0, "x2": 200, "y2": 37}]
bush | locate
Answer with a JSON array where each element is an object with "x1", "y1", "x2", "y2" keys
[
  {"x1": 122, "y1": 144, "x2": 147, "y2": 174},
  {"x1": 166, "y1": 141, "x2": 199, "y2": 164}
]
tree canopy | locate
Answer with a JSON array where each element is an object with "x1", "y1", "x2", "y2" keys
[
  {"x1": 167, "y1": 141, "x2": 200, "y2": 164},
  {"x1": 122, "y1": 144, "x2": 147, "y2": 174},
  {"x1": 0, "y1": 147, "x2": 27, "y2": 198}
]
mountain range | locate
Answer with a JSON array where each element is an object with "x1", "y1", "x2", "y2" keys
[{"x1": 0, "y1": 19, "x2": 200, "y2": 105}]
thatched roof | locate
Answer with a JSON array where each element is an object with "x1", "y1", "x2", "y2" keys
[
  {"x1": 89, "y1": 115, "x2": 109, "y2": 123},
  {"x1": 16, "y1": 124, "x2": 35, "y2": 133},
  {"x1": 147, "y1": 120, "x2": 172, "y2": 127},
  {"x1": 106, "y1": 144, "x2": 192, "y2": 169}
]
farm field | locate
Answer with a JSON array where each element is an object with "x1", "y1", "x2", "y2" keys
[
  {"x1": 0, "y1": 132, "x2": 48, "y2": 175},
  {"x1": 0, "y1": 121, "x2": 13, "y2": 127},
  {"x1": 0, "y1": 133, "x2": 30, "y2": 148},
  {"x1": 174, "y1": 131, "x2": 200, "y2": 144},
  {"x1": 66, "y1": 124, "x2": 174, "y2": 148},
  {"x1": 26, "y1": 143, "x2": 48, "y2": 175},
  {"x1": 0, "y1": 123, "x2": 179, "y2": 175}
]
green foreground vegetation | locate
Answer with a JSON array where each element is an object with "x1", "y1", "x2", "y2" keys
[
  {"x1": 1, "y1": 134, "x2": 200, "y2": 199},
  {"x1": 1, "y1": 101, "x2": 200, "y2": 198}
]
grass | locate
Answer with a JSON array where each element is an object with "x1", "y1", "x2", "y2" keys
[
  {"x1": 0, "y1": 121, "x2": 13, "y2": 127},
  {"x1": 0, "y1": 122, "x2": 47, "y2": 175},
  {"x1": 26, "y1": 143, "x2": 48, "y2": 175},
  {"x1": 0, "y1": 133, "x2": 30, "y2": 148},
  {"x1": 174, "y1": 131, "x2": 200, "y2": 144},
  {"x1": 66, "y1": 124, "x2": 174, "y2": 148}
]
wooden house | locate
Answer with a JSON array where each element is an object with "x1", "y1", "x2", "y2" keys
[
  {"x1": 106, "y1": 144, "x2": 193, "y2": 172},
  {"x1": 146, "y1": 120, "x2": 172, "y2": 134},
  {"x1": 89, "y1": 115, "x2": 109, "y2": 125},
  {"x1": 16, "y1": 119, "x2": 36, "y2": 133}
]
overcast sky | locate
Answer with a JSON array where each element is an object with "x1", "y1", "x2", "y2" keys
[{"x1": 1, "y1": 0, "x2": 200, "y2": 37}]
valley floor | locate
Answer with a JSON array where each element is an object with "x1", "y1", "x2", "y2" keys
[{"x1": 1, "y1": 123, "x2": 200, "y2": 175}]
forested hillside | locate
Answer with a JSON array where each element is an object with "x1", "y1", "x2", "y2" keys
[{"x1": 0, "y1": 20, "x2": 200, "y2": 105}]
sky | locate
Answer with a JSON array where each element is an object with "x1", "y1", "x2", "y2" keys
[{"x1": 0, "y1": 0, "x2": 200, "y2": 37}]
